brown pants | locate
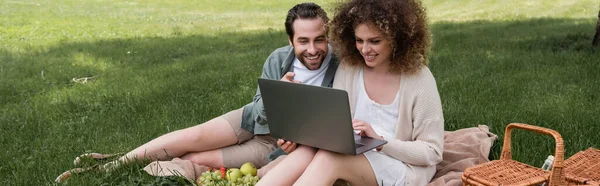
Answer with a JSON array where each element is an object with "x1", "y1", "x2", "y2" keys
[{"x1": 220, "y1": 108, "x2": 277, "y2": 168}]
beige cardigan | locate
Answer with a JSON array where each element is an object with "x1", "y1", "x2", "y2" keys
[{"x1": 333, "y1": 63, "x2": 444, "y2": 186}]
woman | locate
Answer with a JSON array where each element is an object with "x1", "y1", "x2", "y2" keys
[{"x1": 257, "y1": 0, "x2": 443, "y2": 185}]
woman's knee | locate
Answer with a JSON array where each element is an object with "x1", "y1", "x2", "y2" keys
[
  {"x1": 294, "y1": 145, "x2": 317, "y2": 156},
  {"x1": 312, "y1": 150, "x2": 340, "y2": 164}
]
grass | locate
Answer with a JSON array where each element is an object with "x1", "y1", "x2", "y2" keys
[{"x1": 1, "y1": 0, "x2": 599, "y2": 185}]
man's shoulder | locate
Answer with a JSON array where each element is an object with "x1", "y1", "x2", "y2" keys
[
  {"x1": 263, "y1": 45, "x2": 293, "y2": 68},
  {"x1": 268, "y1": 45, "x2": 293, "y2": 58}
]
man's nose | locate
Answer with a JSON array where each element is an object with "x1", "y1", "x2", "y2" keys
[{"x1": 307, "y1": 42, "x2": 317, "y2": 54}]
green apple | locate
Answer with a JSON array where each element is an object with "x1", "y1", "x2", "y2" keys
[
  {"x1": 240, "y1": 162, "x2": 257, "y2": 176},
  {"x1": 226, "y1": 168, "x2": 243, "y2": 181}
]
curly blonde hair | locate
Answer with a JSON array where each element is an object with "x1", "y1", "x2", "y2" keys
[{"x1": 330, "y1": 0, "x2": 431, "y2": 74}]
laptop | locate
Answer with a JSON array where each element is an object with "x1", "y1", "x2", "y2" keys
[{"x1": 258, "y1": 78, "x2": 387, "y2": 155}]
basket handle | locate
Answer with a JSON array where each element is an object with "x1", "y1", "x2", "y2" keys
[{"x1": 500, "y1": 123, "x2": 565, "y2": 186}]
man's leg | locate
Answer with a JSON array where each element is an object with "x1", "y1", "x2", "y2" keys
[
  {"x1": 58, "y1": 109, "x2": 250, "y2": 182},
  {"x1": 118, "y1": 108, "x2": 245, "y2": 163},
  {"x1": 179, "y1": 149, "x2": 224, "y2": 168},
  {"x1": 181, "y1": 135, "x2": 277, "y2": 168}
]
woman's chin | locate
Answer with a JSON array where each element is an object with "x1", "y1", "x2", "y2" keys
[{"x1": 364, "y1": 61, "x2": 379, "y2": 68}]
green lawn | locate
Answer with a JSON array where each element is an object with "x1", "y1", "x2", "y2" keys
[{"x1": 1, "y1": 0, "x2": 599, "y2": 185}]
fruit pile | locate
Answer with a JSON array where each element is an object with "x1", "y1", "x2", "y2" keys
[{"x1": 196, "y1": 162, "x2": 259, "y2": 186}]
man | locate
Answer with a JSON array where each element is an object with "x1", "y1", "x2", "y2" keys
[
  {"x1": 244, "y1": 2, "x2": 338, "y2": 161},
  {"x1": 56, "y1": 2, "x2": 337, "y2": 182}
]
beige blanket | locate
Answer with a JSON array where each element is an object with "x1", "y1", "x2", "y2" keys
[
  {"x1": 427, "y1": 125, "x2": 498, "y2": 186},
  {"x1": 143, "y1": 125, "x2": 497, "y2": 185}
]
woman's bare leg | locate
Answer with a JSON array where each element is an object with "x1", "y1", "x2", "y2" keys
[
  {"x1": 256, "y1": 145, "x2": 317, "y2": 186},
  {"x1": 118, "y1": 117, "x2": 238, "y2": 163},
  {"x1": 293, "y1": 150, "x2": 377, "y2": 186}
]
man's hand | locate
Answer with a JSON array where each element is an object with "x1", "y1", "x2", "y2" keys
[
  {"x1": 277, "y1": 139, "x2": 297, "y2": 154},
  {"x1": 280, "y1": 72, "x2": 302, "y2": 84}
]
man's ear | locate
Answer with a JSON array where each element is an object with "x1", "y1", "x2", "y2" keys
[{"x1": 288, "y1": 38, "x2": 293, "y2": 47}]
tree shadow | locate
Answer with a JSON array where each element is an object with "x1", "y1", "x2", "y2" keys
[
  {"x1": 0, "y1": 30, "x2": 291, "y2": 185},
  {"x1": 1, "y1": 29, "x2": 288, "y2": 107},
  {"x1": 429, "y1": 18, "x2": 599, "y2": 162}
]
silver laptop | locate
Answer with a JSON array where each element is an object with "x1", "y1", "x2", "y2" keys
[{"x1": 258, "y1": 78, "x2": 387, "y2": 155}]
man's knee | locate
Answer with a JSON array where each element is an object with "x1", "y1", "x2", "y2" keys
[
  {"x1": 176, "y1": 125, "x2": 208, "y2": 143},
  {"x1": 184, "y1": 119, "x2": 236, "y2": 143}
]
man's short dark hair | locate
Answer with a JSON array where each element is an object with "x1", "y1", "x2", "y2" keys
[{"x1": 285, "y1": 2, "x2": 329, "y2": 41}]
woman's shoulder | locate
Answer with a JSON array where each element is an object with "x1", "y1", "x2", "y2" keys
[
  {"x1": 401, "y1": 66, "x2": 439, "y2": 92},
  {"x1": 332, "y1": 61, "x2": 361, "y2": 90},
  {"x1": 336, "y1": 61, "x2": 361, "y2": 75},
  {"x1": 337, "y1": 60, "x2": 356, "y2": 69},
  {"x1": 403, "y1": 66, "x2": 435, "y2": 81}
]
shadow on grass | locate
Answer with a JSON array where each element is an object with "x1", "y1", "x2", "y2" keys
[
  {"x1": 0, "y1": 18, "x2": 598, "y2": 185},
  {"x1": 1, "y1": 29, "x2": 287, "y2": 105},
  {"x1": 0, "y1": 30, "x2": 289, "y2": 185},
  {"x1": 430, "y1": 18, "x2": 599, "y2": 163}
]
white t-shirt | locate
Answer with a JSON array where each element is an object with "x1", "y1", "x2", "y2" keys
[
  {"x1": 292, "y1": 51, "x2": 331, "y2": 86},
  {"x1": 353, "y1": 68, "x2": 406, "y2": 186},
  {"x1": 353, "y1": 69, "x2": 399, "y2": 140}
]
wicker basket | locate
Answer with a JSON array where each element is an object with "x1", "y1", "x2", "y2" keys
[
  {"x1": 462, "y1": 123, "x2": 566, "y2": 186},
  {"x1": 563, "y1": 148, "x2": 600, "y2": 185}
]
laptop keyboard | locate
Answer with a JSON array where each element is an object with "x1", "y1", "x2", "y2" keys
[{"x1": 355, "y1": 143, "x2": 365, "y2": 148}]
